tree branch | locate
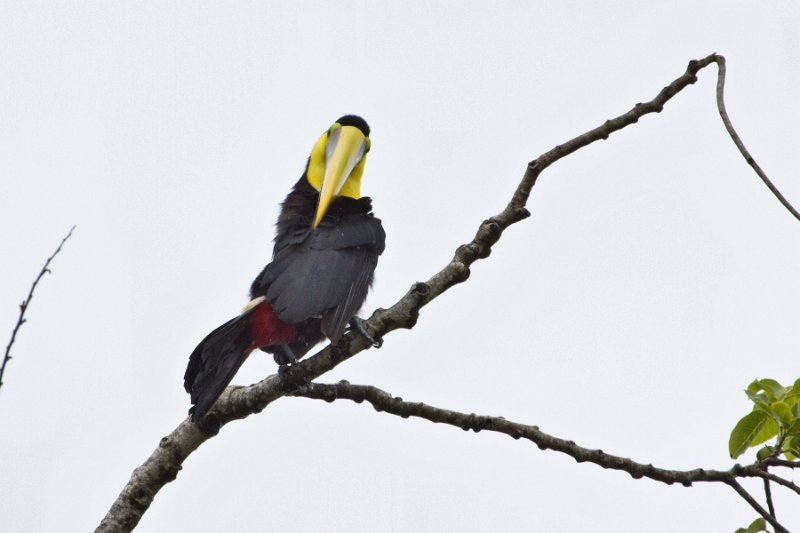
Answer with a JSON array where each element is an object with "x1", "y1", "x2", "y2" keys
[
  {"x1": 762, "y1": 458, "x2": 800, "y2": 470},
  {"x1": 290, "y1": 380, "x2": 793, "y2": 533},
  {"x1": 713, "y1": 56, "x2": 800, "y2": 222},
  {"x1": 96, "y1": 54, "x2": 794, "y2": 531},
  {"x1": 1, "y1": 226, "x2": 76, "y2": 393},
  {"x1": 755, "y1": 470, "x2": 800, "y2": 497},
  {"x1": 728, "y1": 480, "x2": 788, "y2": 533},
  {"x1": 764, "y1": 478, "x2": 776, "y2": 522}
]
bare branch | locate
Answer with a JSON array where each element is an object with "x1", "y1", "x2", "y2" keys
[
  {"x1": 714, "y1": 56, "x2": 800, "y2": 222},
  {"x1": 728, "y1": 480, "x2": 789, "y2": 533},
  {"x1": 756, "y1": 470, "x2": 800, "y2": 497},
  {"x1": 762, "y1": 458, "x2": 800, "y2": 470},
  {"x1": 764, "y1": 478, "x2": 776, "y2": 522},
  {"x1": 291, "y1": 380, "x2": 794, "y2": 533},
  {"x1": 1, "y1": 226, "x2": 76, "y2": 393},
  {"x1": 289, "y1": 381, "x2": 793, "y2": 488},
  {"x1": 97, "y1": 54, "x2": 793, "y2": 531}
]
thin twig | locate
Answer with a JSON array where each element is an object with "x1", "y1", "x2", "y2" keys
[
  {"x1": 762, "y1": 458, "x2": 800, "y2": 470},
  {"x1": 764, "y1": 478, "x2": 776, "y2": 521},
  {"x1": 292, "y1": 380, "x2": 794, "y2": 533},
  {"x1": 1, "y1": 226, "x2": 76, "y2": 392},
  {"x1": 289, "y1": 381, "x2": 793, "y2": 488},
  {"x1": 757, "y1": 469, "x2": 800, "y2": 496},
  {"x1": 714, "y1": 56, "x2": 800, "y2": 222},
  {"x1": 728, "y1": 480, "x2": 788, "y2": 533}
]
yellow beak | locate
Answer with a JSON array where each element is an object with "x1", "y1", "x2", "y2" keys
[{"x1": 313, "y1": 126, "x2": 368, "y2": 228}]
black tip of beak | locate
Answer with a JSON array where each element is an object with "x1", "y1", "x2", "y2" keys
[{"x1": 336, "y1": 115, "x2": 370, "y2": 137}]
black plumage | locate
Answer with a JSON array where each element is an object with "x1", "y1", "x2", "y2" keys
[
  {"x1": 252, "y1": 176, "x2": 385, "y2": 363},
  {"x1": 184, "y1": 115, "x2": 384, "y2": 420}
]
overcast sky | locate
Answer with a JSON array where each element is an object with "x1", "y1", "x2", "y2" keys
[{"x1": 2, "y1": 2, "x2": 799, "y2": 532}]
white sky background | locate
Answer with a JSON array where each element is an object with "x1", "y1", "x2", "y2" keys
[{"x1": 1, "y1": 2, "x2": 799, "y2": 531}]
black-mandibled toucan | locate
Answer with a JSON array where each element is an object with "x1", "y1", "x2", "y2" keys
[{"x1": 184, "y1": 115, "x2": 385, "y2": 421}]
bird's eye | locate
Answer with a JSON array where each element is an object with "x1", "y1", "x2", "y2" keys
[{"x1": 364, "y1": 137, "x2": 371, "y2": 153}]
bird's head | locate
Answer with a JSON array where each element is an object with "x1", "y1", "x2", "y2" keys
[{"x1": 306, "y1": 115, "x2": 371, "y2": 228}]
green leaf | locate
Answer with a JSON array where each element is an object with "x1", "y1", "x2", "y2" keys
[
  {"x1": 786, "y1": 394, "x2": 799, "y2": 410},
  {"x1": 784, "y1": 435, "x2": 800, "y2": 455},
  {"x1": 751, "y1": 417, "x2": 780, "y2": 448},
  {"x1": 745, "y1": 390, "x2": 771, "y2": 407},
  {"x1": 747, "y1": 378, "x2": 786, "y2": 402},
  {"x1": 729, "y1": 410, "x2": 778, "y2": 459},
  {"x1": 769, "y1": 401, "x2": 795, "y2": 428},
  {"x1": 745, "y1": 517, "x2": 767, "y2": 533},
  {"x1": 781, "y1": 436, "x2": 800, "y2": 460},
  {"x1": 792, "y1": 377, "x2": 800, "y2": 395},
  {"x1": 734, "y1": 517, "x2": 767, "y2": 533},
  {"x1": 787, "y1": 419, "x2": 800, "y2": 436}
]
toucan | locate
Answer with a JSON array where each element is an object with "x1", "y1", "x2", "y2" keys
[{"x1": 184, "y1": 115, "x2": 385, "y2": 421}]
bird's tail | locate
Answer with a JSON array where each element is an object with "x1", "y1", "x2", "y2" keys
[{"x1": 184, "y1": 300, "x2": 295, "y2": 421}]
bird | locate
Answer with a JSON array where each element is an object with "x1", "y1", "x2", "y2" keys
[{"x1": 184, "y1": 115, "x2": 385, "y2": 421}]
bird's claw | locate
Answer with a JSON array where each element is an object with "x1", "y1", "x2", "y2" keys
[
  {"x1": 349, "y1": 316, "x2": 383, "y2": 348},
  {"x1": 278, "y1": 363, "x2": 309, "y2": 393},
  {"x1": 277, "y1": 344, "x2": 298, "y2": 365}
]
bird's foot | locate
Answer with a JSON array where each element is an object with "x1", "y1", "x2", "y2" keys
[
  {"x1": 276, "y1": 345, "x2": 304, "y2": 390},
  {"x1": 278, "y1": 362, "x2": 308, "y2": 393},
  {"x1": 349, "y1": 316, "x2": 383, "y2": 348},
  {"x1": 279, "y1": 372, "x2": 309, "y2": 394},
  {"x1": 277, "y1": 363, "x2": 293, "y2": 379},
  {"x1": 275, "y1": 344, "x2": 298, "y2": 366}
]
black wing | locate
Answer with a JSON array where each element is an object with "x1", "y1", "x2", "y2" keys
[{"x1": 252, "y1": 213, "x2": 385, "y2": 342}]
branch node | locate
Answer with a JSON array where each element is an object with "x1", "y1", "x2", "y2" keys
[
  {"x1": 455, "y1": 244, "x2": 473, "y2": 262},
  {"x1": 452, "y1": 261, "x2": 471, "y2": 282},
  {"x1": 601, "y1": 121, "x2": 612, "y2": 138},
  {"x1": 515, "y1": 207, "x2": 531, "y2": 220},
  {"x1": 412, "y1": 282, "x2": 430, "y2": 297},
  {"x1": 461, "y1": 413, "x2": 477, "y2": 431}
]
